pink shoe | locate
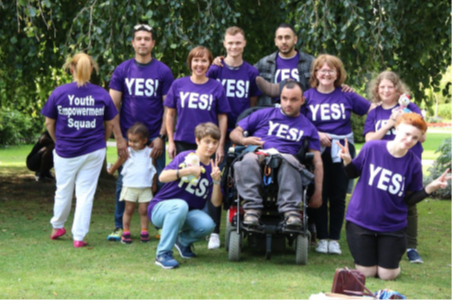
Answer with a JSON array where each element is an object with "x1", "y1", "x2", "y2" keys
[
  {"x1": 50, "y1": 228, "x2": 66, "y2": 240},
  {"x1": 73, "y1": 240, "x2": 87, "y2": 248}
]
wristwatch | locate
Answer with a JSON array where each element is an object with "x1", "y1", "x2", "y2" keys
[{"x1": 158, "y1": 134, "x2": 167, "y2": 141}]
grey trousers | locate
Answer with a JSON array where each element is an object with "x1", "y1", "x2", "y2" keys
[{"x1": 234, "y1": 152, "x2": 303, "y2": 213}]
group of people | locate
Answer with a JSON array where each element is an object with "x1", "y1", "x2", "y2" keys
[{"x1": 40, "y1": 22, "x2": 450, "y2": 277}]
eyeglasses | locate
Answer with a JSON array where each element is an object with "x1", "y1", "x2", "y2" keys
[
  {"x1": 134, "y1": 24, "x2": 153, "y2": 32},
  {"x1": 317, "y1": 69, "x2": 336, "y2": 75}
]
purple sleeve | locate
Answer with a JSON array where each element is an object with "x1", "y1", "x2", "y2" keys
[
  {"x1": 237, "y1": 109, "x2": 262, "y2": 133},
  {"x1": 161, "y1": 67, "x2": 175, "y2": 96},
  {"x1": 206, "y1": 65, "x2": 219, "y2": 79},
  {"x1": 163, "y1": 81, "x2": 178, "y2": 109},
  {"x1": 363, "y1": 107, "x2": 377, "y2": 136},
  {"x1": 349, "y1": 93, "x2": 371, "y2": 116},
  {"x1": 408, "y1": 102, "x2": 422, "y2": 115},
  {"x1": 406, "y1": 157, "x2": 423, "y2": 192},
  {"x1": 109, "y1": 65, "x2": 124, "y2": 92},
  {"x1": 103, "y1": 93, "x2": 118, "y2": 121},
  {"x1": 41, "y1": 91, "x2": 59, "y2": 119}
]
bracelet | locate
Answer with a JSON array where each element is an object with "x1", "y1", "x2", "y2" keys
[
  {"x1": 176, "y1": 169, "x2": 180, "y2": 180},
  {"x1": 213, "y1": 179, "x2": 221, "y2": 185}
]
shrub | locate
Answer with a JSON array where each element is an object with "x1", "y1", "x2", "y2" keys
[
  {"x1": 351, "y1": 114, "x2": 366, "y2": 143},
  {"x1": 0, "y1": 109, "x2": 44, "y2": 146},
  {"x1": 423, "y1": 137, "x2": 451, "y2": 200},
  {"x1": 437, "y1": 103, "x2": 451, "y2": 120}
]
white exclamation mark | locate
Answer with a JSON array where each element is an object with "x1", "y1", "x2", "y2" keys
[
  {"x1": 245, "y1": 81, "x2": 249, "y2": 98},
  {"x1": 398, "y1": 178, "x2": 405, "y2": 197},
  {"x1": 154, "y1": 80, "x2": 159, "y2": 97},
  {"x1": 341, "y1": 103, "x2": 345, "y2": 119}
]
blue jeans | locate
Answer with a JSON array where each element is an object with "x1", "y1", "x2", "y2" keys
[
  {"x1": 151, "y1": 199, "x2": 215, "y2": 256},
  {"x1": 114, "y1": 136, "x2": 166, "y2": 229}
]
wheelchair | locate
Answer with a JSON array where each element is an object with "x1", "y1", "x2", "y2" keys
[{"x1": 221, "y1": 106, "x2": 315, "y2": 265}]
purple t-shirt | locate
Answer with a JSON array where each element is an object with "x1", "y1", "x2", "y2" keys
[
  {"x1": 363, "y1": 102, "x2": 424, "y2": 159},
  {"x1": 237, "y1": 107, "x2": 321, "y2": 155},
  {"x1": 302, "y1": 87, "x2": 371, "y2": 135},
  {"x1": 275, "y1": 52, "x2": 300, "y2": 83},
  {"x1": 207, "y1": 62, "x2": 261, "y2": 132},
  {"x1": 41, "y1": 82, "x2": 118, "y2": 158},
  {"x1": 164, "y1": 77, "x2": 231, "y2": 144},
  {"x1": 346, "y1": 140, "x2": 423, "y2": 232},
  {"x1": 272, "y1": 52, "x2": 300, "y2": 102},
  {"x1": 147, "y1": 150, "x2": 214, "y2": 222},
  {"x1": 109, "y1": 58, "x2": 174, "y2": 138}
]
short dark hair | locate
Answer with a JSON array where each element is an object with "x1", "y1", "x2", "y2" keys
[
  {"x1": 127, "y1": 122, "x2": 150, "y2": 140},
  {"x1": 133, "y1": 24, "x2": 154, "y2": 39},
  {"x1": 275, "y1": 23, "x2": 296, "y2": 36},
  {"x1": 282, "y1": 80, "x2": 304, "y2": 96}
]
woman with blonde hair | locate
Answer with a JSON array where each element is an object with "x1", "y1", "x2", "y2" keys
[
  {"x1": 364, "y1": 70, "x2": 426, "y2": 263},
  {"x1": 41, "y1": 53, "x2": 118, "y2": 247},
  {"x1": 302, "y1": 54, "x2": 373, "y2": 255}
]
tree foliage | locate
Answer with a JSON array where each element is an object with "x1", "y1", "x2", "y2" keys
[{"x1": 0, "y1": 0, "x2": 450, "y2": 122}]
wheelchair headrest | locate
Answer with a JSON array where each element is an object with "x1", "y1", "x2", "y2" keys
[{"x1": 235, "y1": 104, "x2": 280, "y2": 125}]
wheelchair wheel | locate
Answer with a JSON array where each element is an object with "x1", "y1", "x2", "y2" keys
[
  {"x1": 225, "y1": 210, "x2": 232, "y2": 251},
  {"x1": 295, "y1": 234, "x2": 308, "y2": 265},
  {"x1": 228, "y1": 231, "x2": 241, "y2": 261}
]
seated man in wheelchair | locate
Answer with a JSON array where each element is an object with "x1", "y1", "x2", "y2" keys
[{"x1": 229, "y1": 81, "x2": 323, "y2": 227}]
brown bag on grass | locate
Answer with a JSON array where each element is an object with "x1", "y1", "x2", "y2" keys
[{"x1": 331, "y1": 267, "x2": 375, "y2": 297}]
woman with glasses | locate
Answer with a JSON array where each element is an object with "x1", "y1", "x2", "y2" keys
[
  {"x1": 301, "y1": 54, "x2": 373, "y2": 255},
  {"x1": 165, "y1": 46, "x2": 230, "y2": 162}
]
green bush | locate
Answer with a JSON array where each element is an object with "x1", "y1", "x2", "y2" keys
[
  {"x1": 0, "y1": 109, "x2": 44, "y2": 146},
  {"x1": 424, "y1": 137, "x2": 451, "y2": 199},
  {"x1": 351, "y1": 114, "x2": 366, "y2": 143},
  {"x1": 437, "y1": 103, "x2": 451, "y2": 120}
]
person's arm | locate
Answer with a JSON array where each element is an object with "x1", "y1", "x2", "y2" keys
[
  {"x1": 152, "y1": 158, "x2": 158, "y2": 193},
  {"x1": 308, "y1": 150, "x2": 323, "y2": 208},
  {"x1": 108, "y1": 156, "x2": 126, "y2": 175},
  {"x1": 216, "y1": 113, "x2": 228, "y2": 164},
  {"x1": 109, "y1": 89, "x2": 129, "y2": 159},
  {"x1": 159, "y1": 165, "x2": 203, "y2": 183},
  {"x1": 150, "y1": 96, "x2": 168, "y2": 160},
  {"x1": 229, "y1": 126, "x2": 265, "y2": 147},
  {"x1": 365, "y1": 110, "x2": 402, "y2": 142},
  {"x1": 45, "y1": 117, "x2": 57, "y2": 142},
  {"x1": 165, "y1": 107, "x2": 177, "y2": 159},
  {"x1": 318, "y1": 132, "x2": 332, "y2": 147},
  {"x1": 405, "y1": 169, "x2": 451, "y2": 205},
  {"x1": 210, "y1": 159, "x2": 223, "y2": 207}
]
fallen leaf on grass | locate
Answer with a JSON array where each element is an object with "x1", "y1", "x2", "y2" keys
[{"x1": 53, "y1": 292, "x2": 58, "y2": 296}]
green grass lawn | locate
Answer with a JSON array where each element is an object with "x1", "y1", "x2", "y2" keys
[
  {"x1": 0, "y1": 170, "x2": 450, "y2": 298},
  {"x1": 0, "y1": 131, "x2": 450, "y2": 298}
]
